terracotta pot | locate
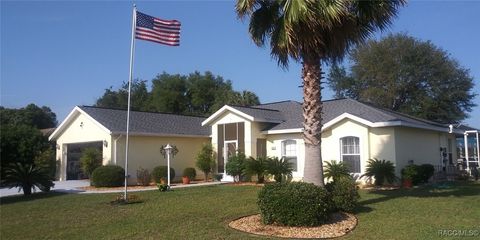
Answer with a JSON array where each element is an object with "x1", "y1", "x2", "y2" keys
[
  {"x1": 403, "y1": 179, "x2": 413, "y2": 188},
  {"x1": 182, "y1": 176, "x2": 190, "y2": 184}
]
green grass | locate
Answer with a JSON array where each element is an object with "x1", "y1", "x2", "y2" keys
[{"x1": 1, "y1": 182, "x2": 479, "y2": 239}]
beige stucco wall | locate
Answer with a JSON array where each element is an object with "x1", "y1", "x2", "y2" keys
[
  {"x1": 321, "y1": 119, "x2": 370, "y2": 175},
  {"x1": 394, "y1": 127, "x2": 456, "y2": 176},
  {"x1": 266, "y1": 133, "x2": 305, "y2": 180},
  {"x1": 368, "y1": 127, "x2": 397, "y2": 165},
  {"x1": 112, "y1": 135, "x2": 209, "y2": 184},
  {"x1": 55, "y1": 112, "x2": 112, "y2": 180}
]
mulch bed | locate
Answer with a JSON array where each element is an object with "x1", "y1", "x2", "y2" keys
[
  {"x1": 77, "y1": 181, "x2": 211, "y2": 191},
  {"x1": 229, "y1": 212, "x2": 357, "y2": 239}
]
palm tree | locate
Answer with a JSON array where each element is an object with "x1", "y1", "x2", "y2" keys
[
  {"x1": 236, "y1": 0, "x2": 405, "y2": 186},
  {"x1": 3, "y1": 162, "x2": 55, "y2": 196},
  {"x1": 324, "y1": 160, "x2": 350, "y2": 182}
]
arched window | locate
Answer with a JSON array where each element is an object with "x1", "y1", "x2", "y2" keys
[
  {"x1": 340, "y1": 137, "x2": 360, "y2": 173},
  {"x1": 282, "y1": 140, "x2": 297, "y2": 171}
]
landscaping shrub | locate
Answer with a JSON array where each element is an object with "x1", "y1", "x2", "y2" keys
[
  {"x1": 257, "y1": 182, "x2": 331, "y2": 226},
  {"x1": 152, "y1": 166, "x2": 175, "y2": 183},
  {"x1": 80, "y1": 148, "x2": 102, "y2": 178},
  {"x1": 265, "y1": 157, "x2": 293, "y2": 183},
  {"x1": 3, "y1": 162, "x2": 55, "y2": 195},
  {"x1": 401, "y1": 165, "x2": 422, "y2": 185},
  {"x1": 225, "y1": 152, "x2": 247, "y2": 182},
  {"x1": 91, "y1": 165, "x2": 124, "y2": 187},
  {"x1": 136, "y1": 167, "x2": 151, "y2": 186},
  {"x1": 244, "y1": 157, "x2": 267, "y2": 183},
  {"x1": 213, "y1": 173, "x2": 223, "y2": 181},
  {"x1": 362, "y1": 158, "x2": 397, "y2": 186},
  {"x1": 195, "y1": 143, "x2": 215, "y2": 181},
  {"x1": 418, "y1": 164, "x2": 435, "y2": 183},
  {"x1": 326, "y1": 176, "x2": 359, "y2": 212},
  {"x1": 324, "y1": 160, "x2": 350, "y2": 182},
  {"x1": 182, "y1": 167, "x2": 197, "y2": 179}
]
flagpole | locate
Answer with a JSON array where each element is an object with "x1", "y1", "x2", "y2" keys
[{"x1": 124, "y1": 4, "x2": 137, "y2": 201}]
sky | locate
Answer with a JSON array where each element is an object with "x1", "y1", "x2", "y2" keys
[{"x1": 1, "y1": 0, "x2": 479, "y2": 128}]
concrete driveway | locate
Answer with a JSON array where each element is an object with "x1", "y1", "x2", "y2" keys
[{"x1": 0, "y1": 180, "x2": 90, "y2": 198}]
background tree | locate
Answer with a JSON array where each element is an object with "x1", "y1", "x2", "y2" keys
[
  {"x1": 236, "y1": 0, "x2": 405, "y2": 186},
  {"x1": 95, "y1": 79, "x2": 149, "y2": 111},
  {"x1": 328, "y1": 33, "x2": 476, "y2": 124},
  {"x1": 0, "y1": 104, "x2": 57, "y2": 129}
]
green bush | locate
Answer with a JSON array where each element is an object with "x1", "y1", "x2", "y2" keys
[
  {"x1": 195, "y1": 143, "x2": 215, "y2": 181},
  {"x1": 152, "y1": 166, "x2": 175, "y2": 183},
  {"x1": 182, "y1": 167, "x2": 197, "y2": 179},
  {"x1": 3, "y1": 162, "x2": 55, "y2": 195},
  {"x1": 418, "y1": 164, "x2": 435, "y2": 183},
  {"x1": 362, "y1": 158, "x2": 397, "y2": 186},
  {"x1": 326, "y1": 176, "x2": 359, "y2": 212},
  {"x1": 324, "y1": 160, "x2": 350, "y2": 182},
  {"x1": 91, "y1": 165, "x2": 124, "y2": 187},
  {"x1": 401, "y1": 165, "x2": 422, "y2": 185},
  {"x1": 225, "y1": 152, "x2": 247, "y2": 182},
  {"x1": 265, "y1": 157, "x2": 293, "y2": 183},
  {"x1": 244, "y1": 157, "x2": 267, "y2": 183},
  {"x1": 80, "y1": 148, "x2": 102, "y2": 178},
  {"x1": 136, "y1": 167, "x2": 151, "y2": 186},
  {"x1": 257, "y1": 182, "x2": 331, "y2": 226}
]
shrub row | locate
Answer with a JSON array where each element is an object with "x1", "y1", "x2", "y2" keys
[{"x1": 258, "y1": 177, "x2": 358, "y2": 227}]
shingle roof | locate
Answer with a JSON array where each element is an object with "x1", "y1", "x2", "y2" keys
[
  {"x1": 251, "y1": 98, "x2": 448, "y2": 131},
  {"x1": 79, "y1": 106, "x2": 210, "y2": 136},
  {"x1": 228, "y1": 105, "x2": 284, "y2": 123}
]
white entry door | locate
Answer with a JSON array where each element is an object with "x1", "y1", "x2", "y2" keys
[{"x1": 223, "y1": 141, "x2": 237, "y2": 181}]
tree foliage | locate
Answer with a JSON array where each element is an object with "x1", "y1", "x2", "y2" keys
[
  {"x1": 328, "y1": 33, "x2": 476, "y2": 123},
  {"x1": 195, "y1": 143, "x2": 215, "y2": 181},
  {"x1": 236, "y1": 0, "x2": 405, "y2": 187},
  {"x1": 80, "y1": 148, "x2": 102, "y2": 178},
  {"x1": 0, "y1": 104, "x2": 57, "y2": 129},
  {"x1": 95, "y1": 71, "x2": 260, "y2": 116}
]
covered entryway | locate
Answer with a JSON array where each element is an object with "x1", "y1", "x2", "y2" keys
[{"x1": 66, "y1": 141, "x2": 102, "y2": 180}]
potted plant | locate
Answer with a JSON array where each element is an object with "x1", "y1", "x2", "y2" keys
[
  {"x1": 401, "y1": 165, "x2": 418, "y2": 188},
  {"x1": 182, "y1": 167, "x2": 196, "y2": 184}
]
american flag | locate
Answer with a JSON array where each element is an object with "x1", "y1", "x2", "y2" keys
[{"x1": 135, "y1": 11, "x2": 181, "y2": 46}]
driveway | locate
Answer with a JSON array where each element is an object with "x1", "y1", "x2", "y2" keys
[{"x1": 0, "y1": 180, "x2": 90, "y2": 197}]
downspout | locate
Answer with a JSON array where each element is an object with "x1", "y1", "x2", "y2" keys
[{"x1": 113, "y1": 135, "x2": 123, "y2": 165}]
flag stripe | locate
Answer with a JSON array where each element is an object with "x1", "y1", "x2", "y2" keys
[{"x1": 135, "y1": 11, "x2": 180, "y2": 46}]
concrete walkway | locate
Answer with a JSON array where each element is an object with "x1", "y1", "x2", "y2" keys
[{"x1": 0, "y1": 180, "x2": 224, "y2": 197}]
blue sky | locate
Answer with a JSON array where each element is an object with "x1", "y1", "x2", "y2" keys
[{"x1": 1, "y1": 1, "x2": 479, "y2": 127}]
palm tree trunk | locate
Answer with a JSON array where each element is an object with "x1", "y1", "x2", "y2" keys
[{"x1": 302, "y1": 57, "x2": 325, "y2": 187}]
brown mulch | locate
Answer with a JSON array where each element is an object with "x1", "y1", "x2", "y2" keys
[{"x1": 229, "y1": 212, "x2": 357, "y2": 239}]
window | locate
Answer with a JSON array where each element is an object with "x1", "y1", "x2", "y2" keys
[
  {"x1": 282, "y1": 140, "x2": 297, "y2": 171},
  {"x1": 340, "y1": 137, "x2": 360, "y2": 173}
]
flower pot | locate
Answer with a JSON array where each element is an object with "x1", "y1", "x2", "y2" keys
[
  {"x1": 403, "y1": 179, "x2": 413, "y2": 188},
  {"x1": 182, "y1": 176, "x2": 190, "y2": 184}
]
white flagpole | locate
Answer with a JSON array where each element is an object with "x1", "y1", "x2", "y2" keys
[{"x1": 124, "y1": 4, "x2": 137, "y2": 201}]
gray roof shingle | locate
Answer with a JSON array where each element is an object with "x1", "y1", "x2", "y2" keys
[{"x1": 80, "y1": 106, "x2": 210, "y2": 136}]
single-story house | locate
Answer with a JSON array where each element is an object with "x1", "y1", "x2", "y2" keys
[{"x1": 50, "y1": 98, "x2": 462, "y2": 183}]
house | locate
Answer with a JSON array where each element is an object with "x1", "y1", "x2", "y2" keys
[{"x1": 50, "y1": 98, "x2": 461, "y2": 183}]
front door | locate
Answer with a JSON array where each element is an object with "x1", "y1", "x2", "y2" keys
[{"x1": 223, "y1": 141, "x2": 237, "y2": 181}]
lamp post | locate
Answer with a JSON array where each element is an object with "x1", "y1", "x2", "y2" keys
[{"x1": 164, "y1": 144, "x2": 172, "y2": 188}]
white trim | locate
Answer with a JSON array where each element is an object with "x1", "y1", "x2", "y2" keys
[
  {"x1": 262, "y1": 128, "x2": 303, "y2": 135},
  {"x1": 110, "y1": 132, "x2": 210, "y2": 138},
  {"x1": 202, "y1": 105, "x2": 254, "y2": 126},
  {"x1": 48, "y1": 106, "x2": 112, "y2": 141}
]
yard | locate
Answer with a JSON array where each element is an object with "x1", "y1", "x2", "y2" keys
[{"x1": 0, "y1": 182, "x2": 479, "y2": 239}]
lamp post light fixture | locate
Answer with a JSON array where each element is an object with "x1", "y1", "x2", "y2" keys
[{"x1": 164, "y1": 144, "x2": 173, "y2": 189}]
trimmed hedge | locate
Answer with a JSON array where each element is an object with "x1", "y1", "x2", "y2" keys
[
  {"x1": 418, "y1": 164, "x2": 435, "y2": 183},
  {"x1": 152, "y1": 166, "x2": 175, "y2": 183},
  {"x1": 257, "y1": 182, "x2": 331, "y2": 226},
  {"x1": 402, "y1": 164, "x2": 435, "y2": 185},
  {"x1": 326, "y1": 177, "x2": 359, "y2": 212},
  {"x1": 91, "y1": 165, "x2": 124, "y2": 187}
]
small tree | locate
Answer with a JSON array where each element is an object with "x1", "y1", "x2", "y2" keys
[
  {"x1": 244, "y1": 157, "x2": 267, "y2": 183},
  {"x1": 226, "y1": 152, "x2": 247, "y2": 182},
  {"x1": 3, "y1": 162, "x2": 54, "y2": 195},
  {"x1": 195, "y1": 143, "x2": 215, "y2": 181},
  {"x1": 80, "y1": 148, "x2": 102, "y2": 178},
  {"x1": 34, "y1": 148, "x2": 57, "y2": 180}
]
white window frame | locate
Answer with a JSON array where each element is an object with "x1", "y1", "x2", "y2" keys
[
  {"x1": 340, "y1": 136, "x2": 361, "y2": 173},
  {"x1": 281, "y1": 139, "x2": 297, "y2": 172}
]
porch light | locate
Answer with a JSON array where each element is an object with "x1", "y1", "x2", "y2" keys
[{"x1": 103, "y1": 140, "x2": 108, "y2": 148}]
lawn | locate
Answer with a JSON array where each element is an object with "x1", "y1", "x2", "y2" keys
[{"x1": 1, "y1": 182, "x2": 479, "y2": 240}]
